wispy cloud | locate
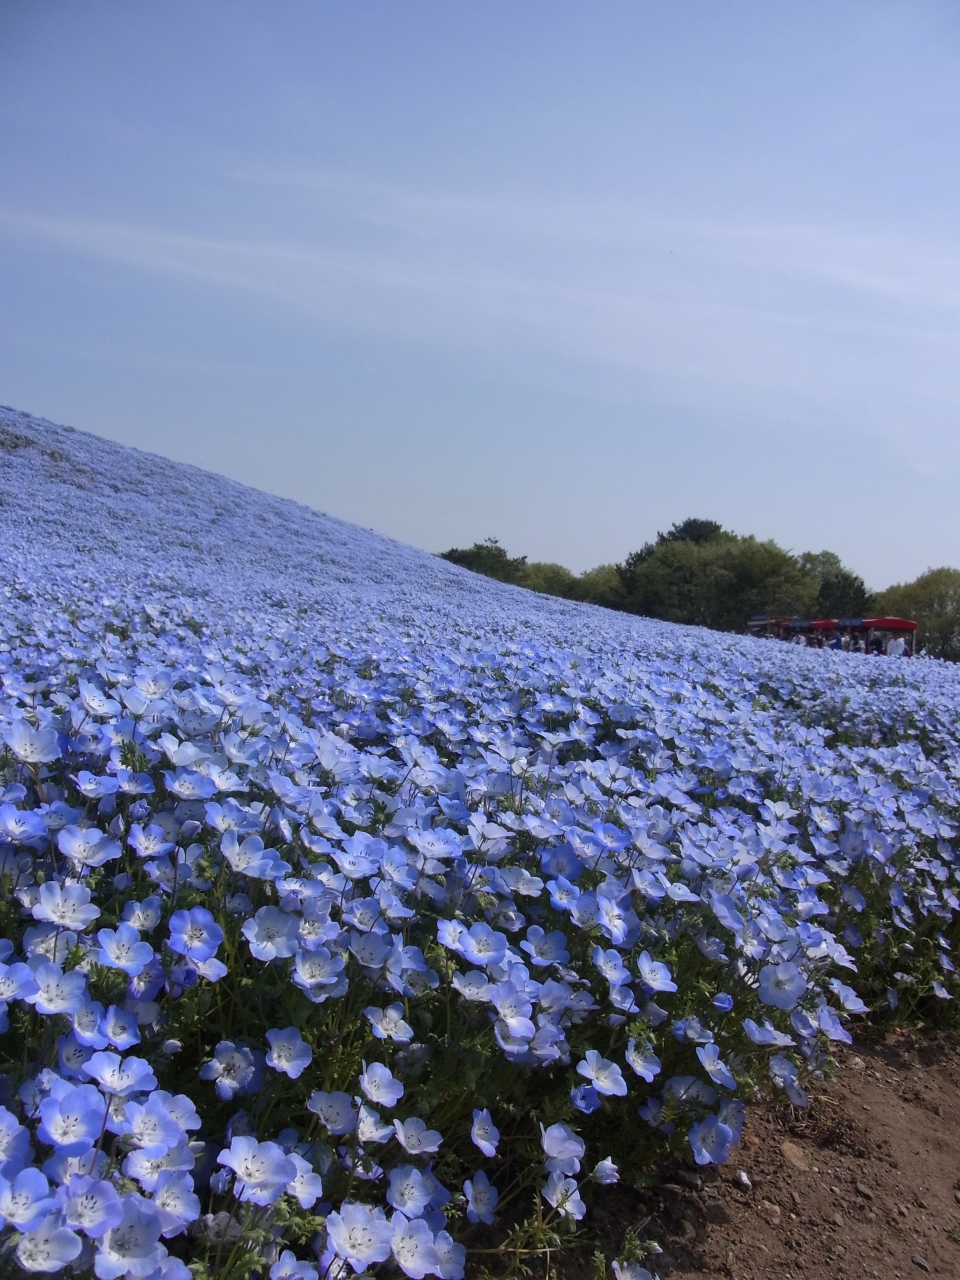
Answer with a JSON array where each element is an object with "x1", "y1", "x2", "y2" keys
[{"x1": 3, "y1": 179, "x2": 960, "y2": 444}]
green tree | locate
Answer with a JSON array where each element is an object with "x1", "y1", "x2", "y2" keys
[
  {"x1": 875, "y1": 567, "x2": 960, "y2": 660},
  {"x1": 522, "y1": 561, "x2": 577, "y2": 596},
  {"x1": 616, "y1": 525, "x2": 817, "y2": 631},
  {"x1": 438, "y1": 537, "x2": 528, "y2": 585}
]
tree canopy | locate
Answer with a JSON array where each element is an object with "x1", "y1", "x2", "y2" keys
[{"x1": 438, "y1": 521, "x2": 957, "y2": 657}]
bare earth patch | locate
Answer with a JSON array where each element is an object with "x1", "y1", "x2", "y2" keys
[{"x1": 614, "y1": 1031, "x2": 960, "y2": 1279}]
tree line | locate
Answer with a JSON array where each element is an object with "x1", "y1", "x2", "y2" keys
[{"x1": 439, "y1": 519, "x2": 960, "y2": 660}]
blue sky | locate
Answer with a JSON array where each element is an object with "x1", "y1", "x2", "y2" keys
[{"x1": 2, "y1": 2, "x2": 959, "y2": 586}]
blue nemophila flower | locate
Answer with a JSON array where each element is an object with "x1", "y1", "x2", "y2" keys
[
  {"x1": 612, "y1": 1262, "x2": 654, "y2": 1280},
  {"x1": 101, "y1": 1005, "x2": 141, "y2": 1051},
  {"x1": 26, "y1": 962, "x2": 87, "y2": 1016},
  {"x1": 37, "y1": 1082, "x2": 106, "y2": 1154},
  {"x1": 697, "y1": 1043, "x2": 737, "y2": 1089},
  {"x1": 712, "y1": 992, "x2": 734, "y2": 1012},
  {"x1": 592, "y1": 946, "x2": 631, "y2": 986},
  {"x1": 152, "y1": 1170, "x2": 201, "y2": 1237},
  {"x1": 0, "y1": 802, "x2": 48, "y2": 845},
  {"x1": 0, "y1": 960, "x2": 40, "y2": 1003},
  {"x1": 127, "y1": 824, "x2": 176, "y2": 859},
  {"x1": 689, "y1": 1115, "x2": 734, "y2": 1165},
  {"x1": 364, "y1": 1002, "x2": 414, "y2": 1042},
  {"x1": 391, "y1": 1212, "x2": 441, "y2": 1279},
  {"x1": 360, "y1": 1061, "x2": 404, "y2": 1108},
  {"x1": 470, "y1": 1108, "x2": 499, "y2": 1158},
  {"x1": 56, "y1": 1174, "x2": 124, "y2": 1238},
  {"x1": 520, "y1": 927, "x2": 570, "y2": 967},
  {"x1": 122, "y1": 1096, "x2": 183, "y2": 1150},
  {"x1": 540, "y1": 1123, "x2": 585, "y2": 1175},
  {"x1": 758, "y1": 961, "x2": 807, "y2": 1010},
  {"x1": 3, "y1": 719, "x2": 61, "y2": 763},
  {"x1": 32, "y1": 881, "x2": 101, "y2": 930},
  {"x1": 93, "y1": 1196, "x2": 167, "y2": 1279},
  {"x1": 123, "y1": 1141, "x2": 195, "y2": 1192},
  {"x1": 463, "y1": 1170, "x2": 498, "y2": 1224},
  {"x1": 96, "y1": 924, "x2": 154, "y2": 977},
  {"x1": 265, "y1": 1027, "x2": 313, "y2": 1079},
  {"x1": 571, "y1": 1084, "x2": 601, "y2": 1114},
  {"x1": 577, "y1": 1050, "x2": 627, "y2": 1096},
  {"x1": 15, "y1": 1213, "x2": 83, "y2": 1273},
  {"x1": 387, "y1": 1165, "x2": 432, "y2": 1216},
  {"x1": 167, "y1": 907, "x2": 223, "y2": 962},
  {"x1": 829, "y1": 978, "x2": 868, "y2": 1013},
  {"x1": 57, "y1": 825, "x2": 121, "y2": 869},
  {"x1": 0, "y1": 1105, "x2": 31, "y2": 1177},
  {"x1": 434, "y1": 1230, "x2": 466, "y2": 1280},
  {"x1": 121, "y1": 897, "x2": 163, "y2": 932},
  {"x1": 199, "y1": 1041, "x2": 262, "y2": 1100},
  {"x1": 326, "y1": 1201, "x2": 394, "y2": 1271},
  {"x1": 458, "y1": 923, "x2": 508, "y2": 969},
  {"x1": 742, "y1": 1017, "x2": 795, "y2": 1047},
  {"x1": 0, "y1": 1166, "x2": 58, "y2": 1231},
  {"x1": 625, "y1": 1037, "x2": 661, "y2": 1082},
  {"x1": 542, "y1": 1171, "x2": 585, "y2": 1219},
  {"x1": 769, "y1": 1054, "x2": 809, "y2": 1106},
  {"x1": 637, "y1": 951, "x2": 677, "y2": 993},
  {"x1": 285, "y1": 1152, "x2": 324, "y2": 1209},
  {"x1": 592, "y1": 1157, "x2": 619, "y2": 1185},
  {"x1": 242, "y1": 906, "x2": 299, "y2": 961},
  {"x1": 394, "y1": 1118, "x2": 443, "y2": 1155},
  {"x1": 307, "y1": 1091, "x2": 356, "y2": 1135},
  {"x1": 83, "y1": 1051, "x2": 157, "y2": 1097},
  {"x1": 218, "y1": 1136, "x2": 296, "y2": 1206},
  {"x1": 270, "y1": 1250, "x2": 319, "y2": 1280}
]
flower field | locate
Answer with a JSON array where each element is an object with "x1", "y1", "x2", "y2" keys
[{"x1": 1, "y1": 405, "x2": 959, "y2": 1279}]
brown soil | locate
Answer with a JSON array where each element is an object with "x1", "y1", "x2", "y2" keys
[{"x1": 619, "y1": 1030, "x2": 960, "y2": 1279}]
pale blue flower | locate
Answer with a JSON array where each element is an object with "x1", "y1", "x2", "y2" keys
[
  {"x1": 285, "y1": 1152, "x2": 323, "y2": 1209},
  {"x1": 393, "y1": 1117, "x2": 442, "y2": 1155},
  {"x1": 0, "y1": 1167, "x2": 57, "y2": 1231},
  {"x1": 470, "y1": 1108, "x2": 499, "y2": 1158},
  {"x1": 360, "y1": 1061, "x2": 404, "y2": 1108},
  {"x1": 689, "y1": 1115, "x2": 734, "y2": 1165},
  {"x1": 577, "y1": 1050, "x2": 627, "y2": 1097},
  {"x1": 152, "y1": 1170, "x2": 201, "y2": 1237},
  {"x1": 307, "y1": 1090, "x2": 356, "y2": 1135},
  {"x1": 463, "y1": 1170, "x2": 498, "y2": 1224},
  {"x1": 37, "y1": 1083, "x2": 107, "y2": 1155},
  {"x1": 167, "y1": 907, "x2": 223, "y2": 962},
  {"x1": 391, "y1": 1213, "x2": 440, "y2": 1279},
  {"x1": 758, "y1": 962, "x2": 806, "y2": 1010},
  {"x1": 217, "y1": 1136, "x2": 296, "y2": 1206},
  {"x1": 93, "y1": 1196, "x2": 167, "y2": 1279},
  {"x1": 15, "y1": 1213, "x2": 83, "y2": 1273},
  {"x1": 326, "y1": 1201, "x2": 394, "y2": 1271},
  {"x1": 199, "y1": 1042, "x2": 262, "y2": 1100},
  {"x1": 32, "y1": 881, "x2": 100, "y2": 930},
  {"x1": 637, "y1": 950, "x2": 677, "y2": 993},
  {"x1": 270, "y1": 1250, "x2": 319, "y2": 1280},
  {"x1": 387, "y1": 1165, "x2": 432, "y2": 1217},
  {"x1": 83, "y1": 1052, "x2": 157, "y2": 1097},
  {"x1": 56, "y1": 1174, "x2": 123, "y2": 1238},
  {"x1": 541, "y1": 1171, "x2": 585, "y2": 1219},
  {"x1": 96, "y1": 925, "x2": 154, "y2": 977},
  {"x1": 265, "y1": 1027, "x2": 313, "y2": 1079}
]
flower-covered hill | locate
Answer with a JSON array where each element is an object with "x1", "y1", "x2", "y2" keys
[{"x1": 1, "y1": 402, "x2": 959, "y2": 1280}]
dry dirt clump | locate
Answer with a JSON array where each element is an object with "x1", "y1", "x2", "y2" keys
[{"x1": 610, "y1": 1031, "x2": 960, "y2": 1280}]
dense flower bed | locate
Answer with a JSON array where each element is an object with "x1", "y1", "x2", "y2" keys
[{"x1": 1, "y1": 407, "x2": 959, "y2": 1279}]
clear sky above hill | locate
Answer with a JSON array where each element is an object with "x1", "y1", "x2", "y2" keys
[{"x1": 2, "y1": 2, "x2": 959, "y2": 587}]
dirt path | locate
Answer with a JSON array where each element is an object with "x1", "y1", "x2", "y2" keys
[{"x1": 630, "y1": 1031, "x2": 960, "y2": 1279}]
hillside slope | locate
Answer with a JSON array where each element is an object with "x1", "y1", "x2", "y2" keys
[{"x1": 1, "y1": 404, "x2": 959, "y2": 1279}]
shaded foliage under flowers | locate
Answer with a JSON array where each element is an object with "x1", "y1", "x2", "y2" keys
[{"x1": 1, "y1": 406, "x2": 960, "y2": 1279}]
